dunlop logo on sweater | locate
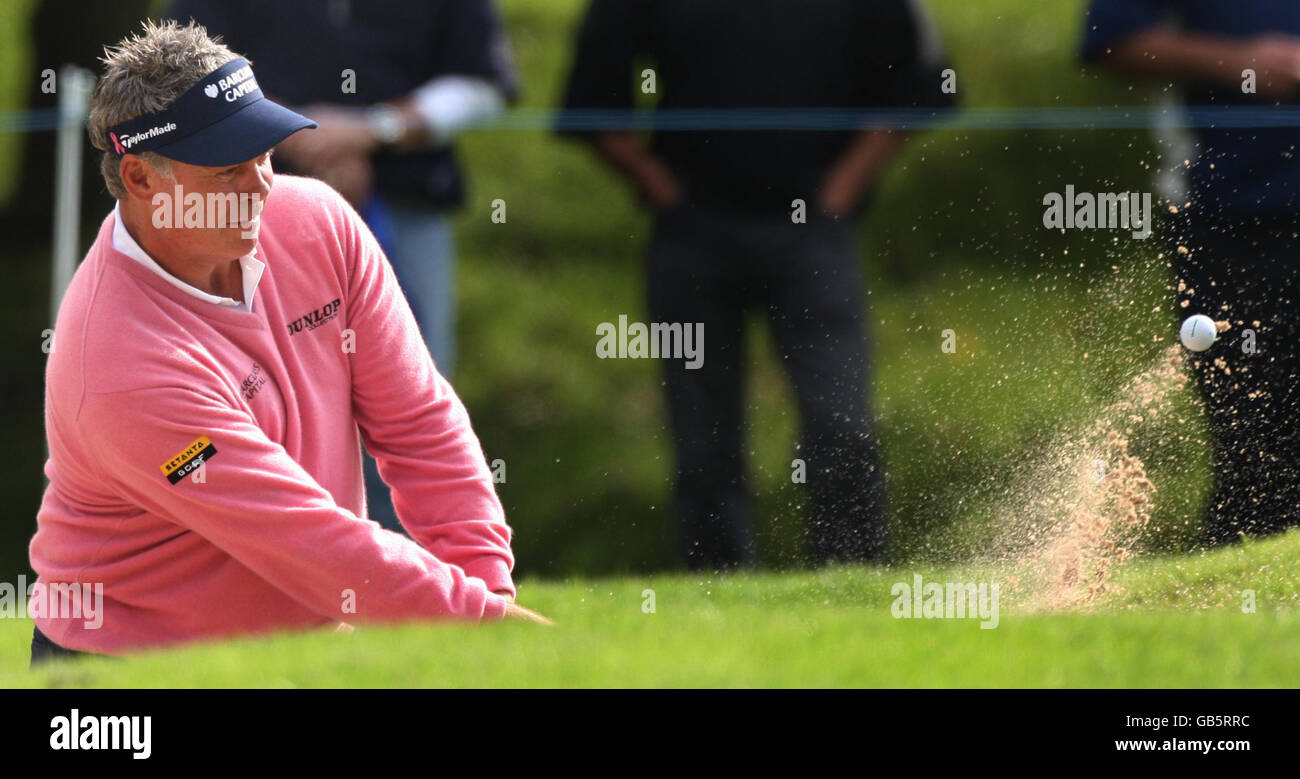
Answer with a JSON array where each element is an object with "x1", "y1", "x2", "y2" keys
[{"x1": 286, "y1": 298, "x2": 341, "y2": 335}]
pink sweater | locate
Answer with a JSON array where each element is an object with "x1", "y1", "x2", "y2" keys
[{"x1": 30, "y1": 175, "x2": 513, "y2": 654}]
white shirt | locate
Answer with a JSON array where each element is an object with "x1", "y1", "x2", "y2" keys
[
  {"x1": 112, "y1": 203, "x2": 265, "y2": 313},
  {"x1": 410, "y1": 76, "x2": 505, "y2": 146}
]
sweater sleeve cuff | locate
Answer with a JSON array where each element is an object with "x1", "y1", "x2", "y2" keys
[
  {"x1": 462, "y1": 555, "x2": 515, "y2": 599},
  {"x1": 481, "y1": 591, "x2": 510, "y2": 620}
]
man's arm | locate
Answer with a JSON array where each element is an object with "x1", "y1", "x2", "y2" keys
[
  {"x1": 818, "y1": 131, "x2": 908, "y2": 217},
  {"x1": 408, "y1": 0, "x2": 517, "y2": 146},
  {"x1": 1098, "y1": 28, "x2": 1300, "y2": 98},
  {"x1": 324, "y1": 180, "x2": 518, "y2": 600},
  {"x1": 258, "y1": 0, "x2": 517, "y2": 194},
  {"x1": 283, "y1": 75, "x2": 508, "y2": 166},
  {"x1": 817, "y1": 0, "x2": 952, "y2": 217},
  {"x1": 587, "y1": 131, "x2": 681, "y2": 209},
  {"x1": 79, "y1": 383, "x2": 509, "y2": 625},
  {"x1": 405, "y1": 76, "x2": 506, "y2": 148},
  {"x1": 558, "y1": 0, "x2": 674, "y2": 206},
  {"x1": 1079, "y1": 0, "x2": 1300, "y2": 97}
]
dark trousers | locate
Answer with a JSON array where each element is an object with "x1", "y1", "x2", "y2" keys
[
  {"x1": 30, "y1": 624, "x2": 90, "y2": 668},
  {"x1": 647, "y1": 204, "x2": 887, "y2": 570},
  {"x1": 1166, "y1": 212, "x2": 1300, "y2": 544}
]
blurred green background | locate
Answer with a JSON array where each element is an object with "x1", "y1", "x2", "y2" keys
[{"x1": 0, "y1": 0, "x2": 1210, "y2": 581}]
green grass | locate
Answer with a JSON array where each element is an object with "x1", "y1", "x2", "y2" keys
[{"x1": 5, "y1": 530, "x2": 1297, "y2": 688}]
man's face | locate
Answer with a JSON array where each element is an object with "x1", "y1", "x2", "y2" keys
[{"x1": 141, "y1": 150, "x2": 274, "y2": 260}]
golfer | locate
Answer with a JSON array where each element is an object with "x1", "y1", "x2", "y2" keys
[{"x1": 28, "y1": 20, "x2": 546, "y2": 664}]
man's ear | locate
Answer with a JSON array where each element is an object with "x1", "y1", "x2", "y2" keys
[{"x1": 119, "y1": 155, "x2": 164, "y2": 202}]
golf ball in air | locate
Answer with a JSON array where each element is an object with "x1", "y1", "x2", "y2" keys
[{"x1": 1180, "y1": 314, "x2": 1217, "y2": 352}]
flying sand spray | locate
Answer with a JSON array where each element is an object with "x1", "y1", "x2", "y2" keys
[{"x1": 996, "y1": 311, "x2": 1228, "y2": 610}]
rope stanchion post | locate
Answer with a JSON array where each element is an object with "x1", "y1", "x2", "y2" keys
[{"x1": 51, "y1": 64, "x2": 95, "y2": 320}]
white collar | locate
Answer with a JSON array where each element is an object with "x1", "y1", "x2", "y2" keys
[{"x1": 112, "y1": 202, "x2": 265, "y2": 314}]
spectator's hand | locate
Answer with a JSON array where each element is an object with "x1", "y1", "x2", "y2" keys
[
  {"x1": 316, "y1": 154, "x2": 374, "y2": 209},
  {"x1": 289, "y1": 105, "x2": 378, "y2": 168},
  {"x1": 816, "y1": 129, "x2": 905, "y2": 218},
  {"x1": 504, "y1": 601, "x2": 554, "y2": 625},
  {"x1": 816, "y1": 180, "x2": 857, "y2": 221},
  {"x1": 635, "y1": 160, "x2": 683, "y2": 210},
  {"x1": 589, "y1": 132, "x2": 683, "y2": 211},
  {"x1": 273, "y1": 129, "x2": 319, "y2": 171},
  {"x1": 1243, "y1": 34, "x2": 1300, "y2": 97},
  {"x1": 816, "y1": 172, "x2": 864, "y2": 219}
]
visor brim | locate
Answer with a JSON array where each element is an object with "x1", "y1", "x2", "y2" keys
[{"x1": 149, "y1": 97, "x2": 317, "y2": 167}]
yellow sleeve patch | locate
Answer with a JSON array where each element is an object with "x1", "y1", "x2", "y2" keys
[{"x1": 159, "y1": 435, "x2": 218, "y2": 485}]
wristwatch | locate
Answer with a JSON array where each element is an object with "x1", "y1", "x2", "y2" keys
[{"x1": 366, "y1": 105, "x2": 407, "y2": 147}]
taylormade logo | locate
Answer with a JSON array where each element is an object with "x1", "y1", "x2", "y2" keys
[
  {"x1": 118, "y1": 122, "x2": 177, "y2": 150},
  {"x1": 50, "y1": 709, "x2": 151, "y2": 760}
]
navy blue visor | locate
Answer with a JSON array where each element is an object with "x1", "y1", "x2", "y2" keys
[{"x1": 104, "y1": 57, "x2": 316, "y2": 166}]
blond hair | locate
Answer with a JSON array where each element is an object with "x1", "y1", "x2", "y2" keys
[{"x1": 88, "y1": 19, "x2": 239, "y2": 198}]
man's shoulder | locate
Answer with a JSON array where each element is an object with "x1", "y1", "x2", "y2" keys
[
  {"x1": 261, "y1": 175, "x2": 367, "y2": 277},
  {"x1": 49, "y1": 221, "x2": 211, "y2": 399},
  {"x1": 263, "y1": 174, "x2": 350, "y2": 225}
]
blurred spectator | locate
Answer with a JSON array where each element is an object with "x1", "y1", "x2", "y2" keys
[
  {"x1": 560, "y1": 0, "x2": 954, "y2": 569},
  {"x1": 168, "y1": 0, "x2": 517, "y2": 534},
  {"x1": 1083, "y1": 0, "x2": 1300, "y2": 543}
]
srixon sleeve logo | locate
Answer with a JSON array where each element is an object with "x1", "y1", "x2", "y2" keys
[
  {"x1": 286, "y1": 298, "x2": 342, "y2": 335},
  {"x1": 160, "y1": 435, "x2": 218, "y2": 485}
]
